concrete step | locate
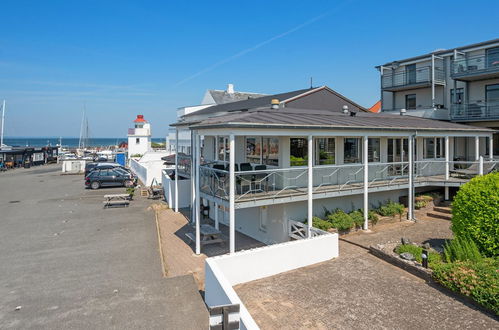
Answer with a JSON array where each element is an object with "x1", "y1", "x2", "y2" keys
[
  {"x1": 426, "y1": 211, "x2": 452, "y2": 221},
  {"x1": 433, "y1": 206, "x2": 452, "y2": 214}
]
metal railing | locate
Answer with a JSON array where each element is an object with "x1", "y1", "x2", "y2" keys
[
  {"x1": 288, "y1": 219, "x2": 329, "y2": 240},
  {"x1": 382, "y1": 66, "x2": 445, "y2": 89},
  {"x1": 450, "y1": 101, "x2": 499, "y2": 121},
  {"x1": 177, "y1": 154, "x2": 192, "y2": 175},
  {"x1": 451, "y1": 53, "x2": 499, "y2": 76}
]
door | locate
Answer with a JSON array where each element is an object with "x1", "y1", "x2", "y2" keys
[
  {"x1": 98, "y1": 169, "x2": 113, "y2": 186},
  {"x1": 406, "y1": 64, "x2": 416, "y2": 84},
  {"x1": 388, "y1": 138, "x2": 409, "y2": 175}
]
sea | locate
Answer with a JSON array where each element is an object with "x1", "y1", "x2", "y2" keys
[{"x1": 3, "y1": 137, "x2": 166, "y2": 148}]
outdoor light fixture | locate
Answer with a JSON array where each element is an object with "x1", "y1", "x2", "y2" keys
[{"x1": 400, "y1": 108, "x2": 407, "y2": 116}]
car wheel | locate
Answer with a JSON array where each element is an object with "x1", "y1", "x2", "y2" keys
[
  {"x1": 91, "y1": 181, "x2": 100, "y2": 190},
  {"x1": 124, "y1": 180, "x2": 133, "y2": 187}
]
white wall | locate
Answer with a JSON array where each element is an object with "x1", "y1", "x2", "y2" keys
[
  {"x1": 162, "y1": 170, "x2": 191, "y2": 208},
  {"x1": 61, "y1": 160, "x2": 86, "y2": 174},
  {"x1": 205, "y1": 234, "x2": 339, "y2": 330}
]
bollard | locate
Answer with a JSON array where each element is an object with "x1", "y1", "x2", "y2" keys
[{"x1": 421, "y1": 249, "x2": 428, "y2": 269}]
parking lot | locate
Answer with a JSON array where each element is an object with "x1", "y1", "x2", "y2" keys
[{"x1": 0, "y1": 164, "x2": 207, "y2": 329}]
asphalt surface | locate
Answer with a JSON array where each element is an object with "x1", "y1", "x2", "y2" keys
[{"x1": 0, "y1": 164, "x2": 207, "y2": 329}]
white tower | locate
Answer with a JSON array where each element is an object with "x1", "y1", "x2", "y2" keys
[{"x1": 128, "y1": 115, "x2": 151, "y2": 157}]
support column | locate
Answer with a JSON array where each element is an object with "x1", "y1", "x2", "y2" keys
[
  {"x1": 363, "y1": 136, "x2": 369, "y2": 230},
  {"x1": 195, "y1": 132, "x2": 201, "y2": 255},
  {"x1": 445, "y1": 187, "x2": 449, "y2": 201},
  {"x1": 229, "y1": 134, "x2": 235, "y2": 254},
  {"x1": 174, "y1": 128, "x2": 179, "y2": 212},
  {"x1": 431, "y1": 54, "x2": 436, "y2": 107},
  {"x1": 475, "y1": 136, "x2": 480, "y2": 160},
  {"x1": 479, "y1": 156, "x2": 484, "y2": 176},
  {"x1": 445, "y1": 136, "x2": 450, "y2": 181},
  {"x1": 214, "y1": 202, "x2": 219, "y2": 230},
  {"x1": 408, "y1": 135, "x2": 414, "y2": 220},
  {"x1": 190, "y1": 130, "x2": 195, "y2": 224},
  {"x1": 307, "y1": 135, "x2": 313, "y2": 237},
  {"x1": 489, "y1": 136, "x2": 494, "y2": 160},
  {"x1": 215, "y1": 135, "x2": 219, "y2": 161}
]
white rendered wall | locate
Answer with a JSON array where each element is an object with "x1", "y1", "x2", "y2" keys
[{"x1": 162, "y1": 170, "x2": 191, "y2": 208}]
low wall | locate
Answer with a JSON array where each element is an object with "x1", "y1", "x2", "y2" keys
[
  {"x1": 61, "y1": 160, "x2": 86, "y2": 174},
  {"x1": 130, "y1": 159, "x2": 147, "y2": 185},
  {"x1": 205, "y1": 233, "x2": 339, "y2": 329},
  {"x1": 130, "y1": 159, "x2": 165, "y2": 186},
  {"x1": 162, "y1": 170, "x2": 191, "y2": 208}
]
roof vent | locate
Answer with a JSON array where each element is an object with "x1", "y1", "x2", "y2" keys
[
  {"x1": 400, "y1": 108, "x2": 407, "y2": 116},
  {"x1": 271, "y1": 99, "x2": 279, "y2": 110},
  {"x1": 226, "y1": 84, "x2": 234, "y2": 94},
  {"x1": 350, "y1": 111, "x2": 356, "y2": 117},
  {"x1": 342, "y1": 105, "x2": 349, "y2": 114}
]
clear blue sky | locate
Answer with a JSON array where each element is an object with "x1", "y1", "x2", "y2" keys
[{"x1": 1, "y1": 0, "x2": 498, "y2": 138}]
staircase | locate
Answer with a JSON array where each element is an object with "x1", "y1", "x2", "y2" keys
[{"x1": 426, "y1": 206, "x2": 452, "y2": 221}]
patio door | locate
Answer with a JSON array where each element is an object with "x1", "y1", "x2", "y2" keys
[
  {"x1": 217, "y1": 136, "x2": 230, "y2": 163},
  {"x1": 387, "y1": 138, "x2": 409, "y2": 175}
]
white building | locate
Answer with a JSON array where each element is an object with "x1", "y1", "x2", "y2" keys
[
  {"x1": 376, "y1": 38, "x2": 499, "y2": 155},
  {"x1": 128, "y1": 115, "x2": 151, "y2": 157}
]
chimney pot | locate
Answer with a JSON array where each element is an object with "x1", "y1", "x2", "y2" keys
[
  {"x1": 227, "y1": 84, "x2": 234, "y2": 94},
  {"x1": 271, "y1": 99, "x2": 279, "y2": 109}
]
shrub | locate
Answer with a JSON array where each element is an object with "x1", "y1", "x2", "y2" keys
[
  {"x1": 368, "y1": 210, "x2": 379, "y2": 226},
  {"x1": 312, "y1": 216, "x2": 333, "y2": 231},
  {"x1": 415, "y1": 200, "x2": 427, "y2": 209},
  {"x1": 451, "y1": 172, "x2": 499, "y2": 257},
  {"x1": 327, "y1": 210, "x2": 354, "y2": 231},
  {"x1": 377, "y1": 201, "x2": 405, "y2": 218},
  {"x1": 443, "y1": 236, "x2": 483, "y2": 263},
  {"x1": 395, "y1": 244, "x2": 441, "y2": 266},
  {"x1": 349, "y1": 210, "x2": 364, "y2": 228},
  {"x1": 432, "y1": 258, "x2": 499, "y2": 315}
]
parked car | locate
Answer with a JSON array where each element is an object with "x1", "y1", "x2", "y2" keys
[
  {"x1": 85, "y1": 168, "x2": 137, "y2": 189},
  {"x1": 85, "y1": 162, "x2": 131, "y2": 177}
]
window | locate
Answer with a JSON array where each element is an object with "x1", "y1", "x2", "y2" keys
[
  {"x1": 136, "y1": 138, "x2": 140, "y2": 144},
  {"x1": 406, "y1": 64, "x2": 416, "y2": 84},
  {"x1": 486, "y1": 47, "x2": 499, "y2": 68},
  {"x1": 315, "y1": 138, "x2": 335, "y2": 165},
  {"x1": 368, "y1": 138, "x2": 380, "y2": 162},
  {"x1": 259, "y1": 206, "x2": 268, "y2": 232},
  {"x1": 246, "y1": 137, "x2": 261, "y2": 163},
  {"x1": 486, "y1": 84, "x2": 499, "y2": 102},
  {"x1": 450, "y1": 88, "x2": 464, "y2": 104},
  {"x1": 424, "y1": 137, "x2": 445, "y2": 159},
  {"x1": 344, "y1": 138, "x2": 361, "y2": 163},
  {"x1": 245, "y1": 137, "x2": 279, "y2": 166},
  {"x1": 217, "y1": 137, "x2": 229, "y2": 162},
  {"x1": 405, "y1": 94, "x2": 416, "y2": 109},
  {"x1": 290, "y1": 138, "x2": 307, "y2": 166},
  {"x1": 388, "y1": 138, "x2": 409, "y2": 162}
]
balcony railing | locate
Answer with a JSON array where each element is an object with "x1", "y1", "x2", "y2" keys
[
  {"x1": 451, "y1": 53, "x2": 499, "y2": 78},
  {"x1": 177, "y1": 154, "x2": 192, "y2": 176},
  {"x1": 450, "y1": 101, "x2": 499, "y2": 121},
  {"x1": 382, "y1": 66, "x2": 445, "y2": 90},
  {"x1": 198, "y1": 160, "x2": 499, "y2": 203}
]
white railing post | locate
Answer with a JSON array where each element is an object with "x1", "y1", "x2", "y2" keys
[
  {"x1": 445, "y1": 136, "x2": 449, "y2": 181},
  {"x1": 408, "y1": 136, "x2": 413, "y2": 221},
  {"x1": 475, "y1": 136, "x2": 480, "y2": 161},
  {"x1": 363, "y1": 136, "x2": 369, "y2": 230},
  {"x1": 307, "y1": 135, "x2": 313, "y2": 238},
  {"x1": 229, "y1": 134, "x2": 235, "y2": 254},
  {"x1": 479, "y1": 156, "x2": 484, "y2": 176},
  {"x1": 174, "y1": 128, "x2": 179, "y2": 212},
  {"x1": 214, "y1": 202, "x2": 219, "y2": 230},
  {"x1": 195, "y1": 132, "x2": 201, "y2": 255}
]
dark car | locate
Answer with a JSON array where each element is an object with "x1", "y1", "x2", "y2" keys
[
  {"x1": 85, "y1": 168, "x2": 137, "y2": 189},
  {"x1": 85, "y1": 162, "x2": 130, "y2": 176}
]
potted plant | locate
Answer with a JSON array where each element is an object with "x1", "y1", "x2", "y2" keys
[{"x1": 126, "y1": 187, "x2": 135, "y2": 200}]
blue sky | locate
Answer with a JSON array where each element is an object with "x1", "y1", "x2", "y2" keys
[{"x1": 1, "y1": 0, "x2": 498, "y2": 138}]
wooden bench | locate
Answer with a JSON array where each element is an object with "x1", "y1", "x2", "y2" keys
[{"x1": 103, "y1": 200, "x2": 129, "y2": 208}]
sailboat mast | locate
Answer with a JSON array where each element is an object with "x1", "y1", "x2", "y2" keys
[
  {"x1": 78, "y1": 107, "x2": 85, "y2": 149},
  {"x1": 0, "y1": 100, "x2": 5, "y2": 148}
]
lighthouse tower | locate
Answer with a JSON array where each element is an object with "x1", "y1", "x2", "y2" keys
[{"x1": 128, "y1": 115, "x2": 151, "y2": 156}]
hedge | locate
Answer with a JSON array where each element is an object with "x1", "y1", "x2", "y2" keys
[{"x1": 451, "y1": 172, "x2": 499, "y2": 257}]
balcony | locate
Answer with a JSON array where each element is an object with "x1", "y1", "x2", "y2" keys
[
  {"x1": 450, "y1": 101, "x2": 499, "y2": 122},
  {"x1": 382, "y1": 66, "x2": 445, "y2": 92},
  {"x1": 451, "y1": 54, "x2": 499, "y2": 81}
]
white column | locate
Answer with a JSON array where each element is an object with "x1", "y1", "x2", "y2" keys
[
  {"x1": 215, "y1": 135, "x2": 219, "y2": 161},
  {"x1": 307, "y1": 135, "x2": 313, "y2": 238},
  {"x1": 445, "y1": 136, "x2": 450, "y2": 181},
  {"x1": 408, "y1": 135, "x2": 413, "y2": 220},
  {"x1": 229, "y1": 134, "x2": 235, "y2": 254},
  {"x1": 214, "y1": 202, "x2": 219, "y2": 230},
  {"x1": 190, "y1": 130, "x2": 195, "y2": 224},
  {"x1": 479, "y1": 156, "x2": 484, "y2": 176},
  {"x1": 195, "y1": 132, "x2": 201, "y2": 255},
  {"x1": 174, "y1": 128, "x2": 179, "y2": 212},
  {"x1": 489, "y1": 136, "x2": 494, "y2": 160},
  {"x1": 363, "y1": 136, "x2": 369, "y2": 230},
  {"x1": 475, "y1": 136, "x2": 480, "y2": 160},
  {"x1": 431, "y1": 54, "x2": 435, "y2": 107},
  {"x1": 444, "y1": 187, "x2": 449, "y2": 201}
]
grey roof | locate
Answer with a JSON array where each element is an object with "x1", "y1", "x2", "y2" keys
[
  {"x1": 207, "y1": 90, "x2": 267, "y2": 105},
  {"x1": 190, "y1": 107, "x2": 494, "y2": 132},
  {"x1": 376, "y1": 38, "x2": 499, "y2": 68},
  {"x1": 184, "y1": 86, "x2": 367, "y2": 118}
]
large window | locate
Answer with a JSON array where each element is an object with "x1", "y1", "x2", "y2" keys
[
  {"x1": 486, "y1": 84, "x2": 499, "y2": 102},
  {"x1": 405, "y1": 94, "x2": 416, "y2": 109},
  {"x1": 290, "y1": 138, "x2": 307, "y2": 166},
  {"x1": 368, "y1": 138, "x2": 380, "y2": 162},
  {"x1": 406, "y1": 64, "x2": 417, "y2": 84},
  {"x1": 424, "y1": 137, "x2": 445, "y2": 159},
  {"x1": 245, "y1": 137, "x2": 279, "y2": 166},
  {"x1": 450, "y1": 88, "x2": 464, "y2": 104},
  {"x1": 344, "y1": 138, "x2": 361, "y2": 163},
  {"x1": 217, "y1": 136, "x2": 229, "y2": 162},
  {"x1": 315, "y1": 138, "x2": 335, "y2": 165},
  {"x1": 388, "y1": 138, "x2": 409, "y2": 162}
]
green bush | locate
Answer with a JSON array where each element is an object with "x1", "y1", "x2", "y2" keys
[
  {"x1": 451, "y1": 172, "x2": 499, "y2": 257},
  {"x1": 432, "y1": 258, "x2": 499, "y2": 315},
  {"x1": 443, "y1": 237, "x2": 483, "y2": 263},
  {"x1": 368, "y1": 210, "x2": 379, "y2": 226},
  {"x1": 415, "y1": 200, "x2": 427, "y2": 209},
  {"x1": 312, "y1": 216, "x2": 333, "y2": 231},
  {"x1": 349, "y1": 210, "x2": 364, "y2": 228},
  {"x1": 327, "y1": 210, "x2": 354, "y2": 231},
  {"x1": 395, "y1": 244, "x2": 441, "y2": 266},
  {"x1": 377, "y1": 201, "x2": 405, "y2": 218}
]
